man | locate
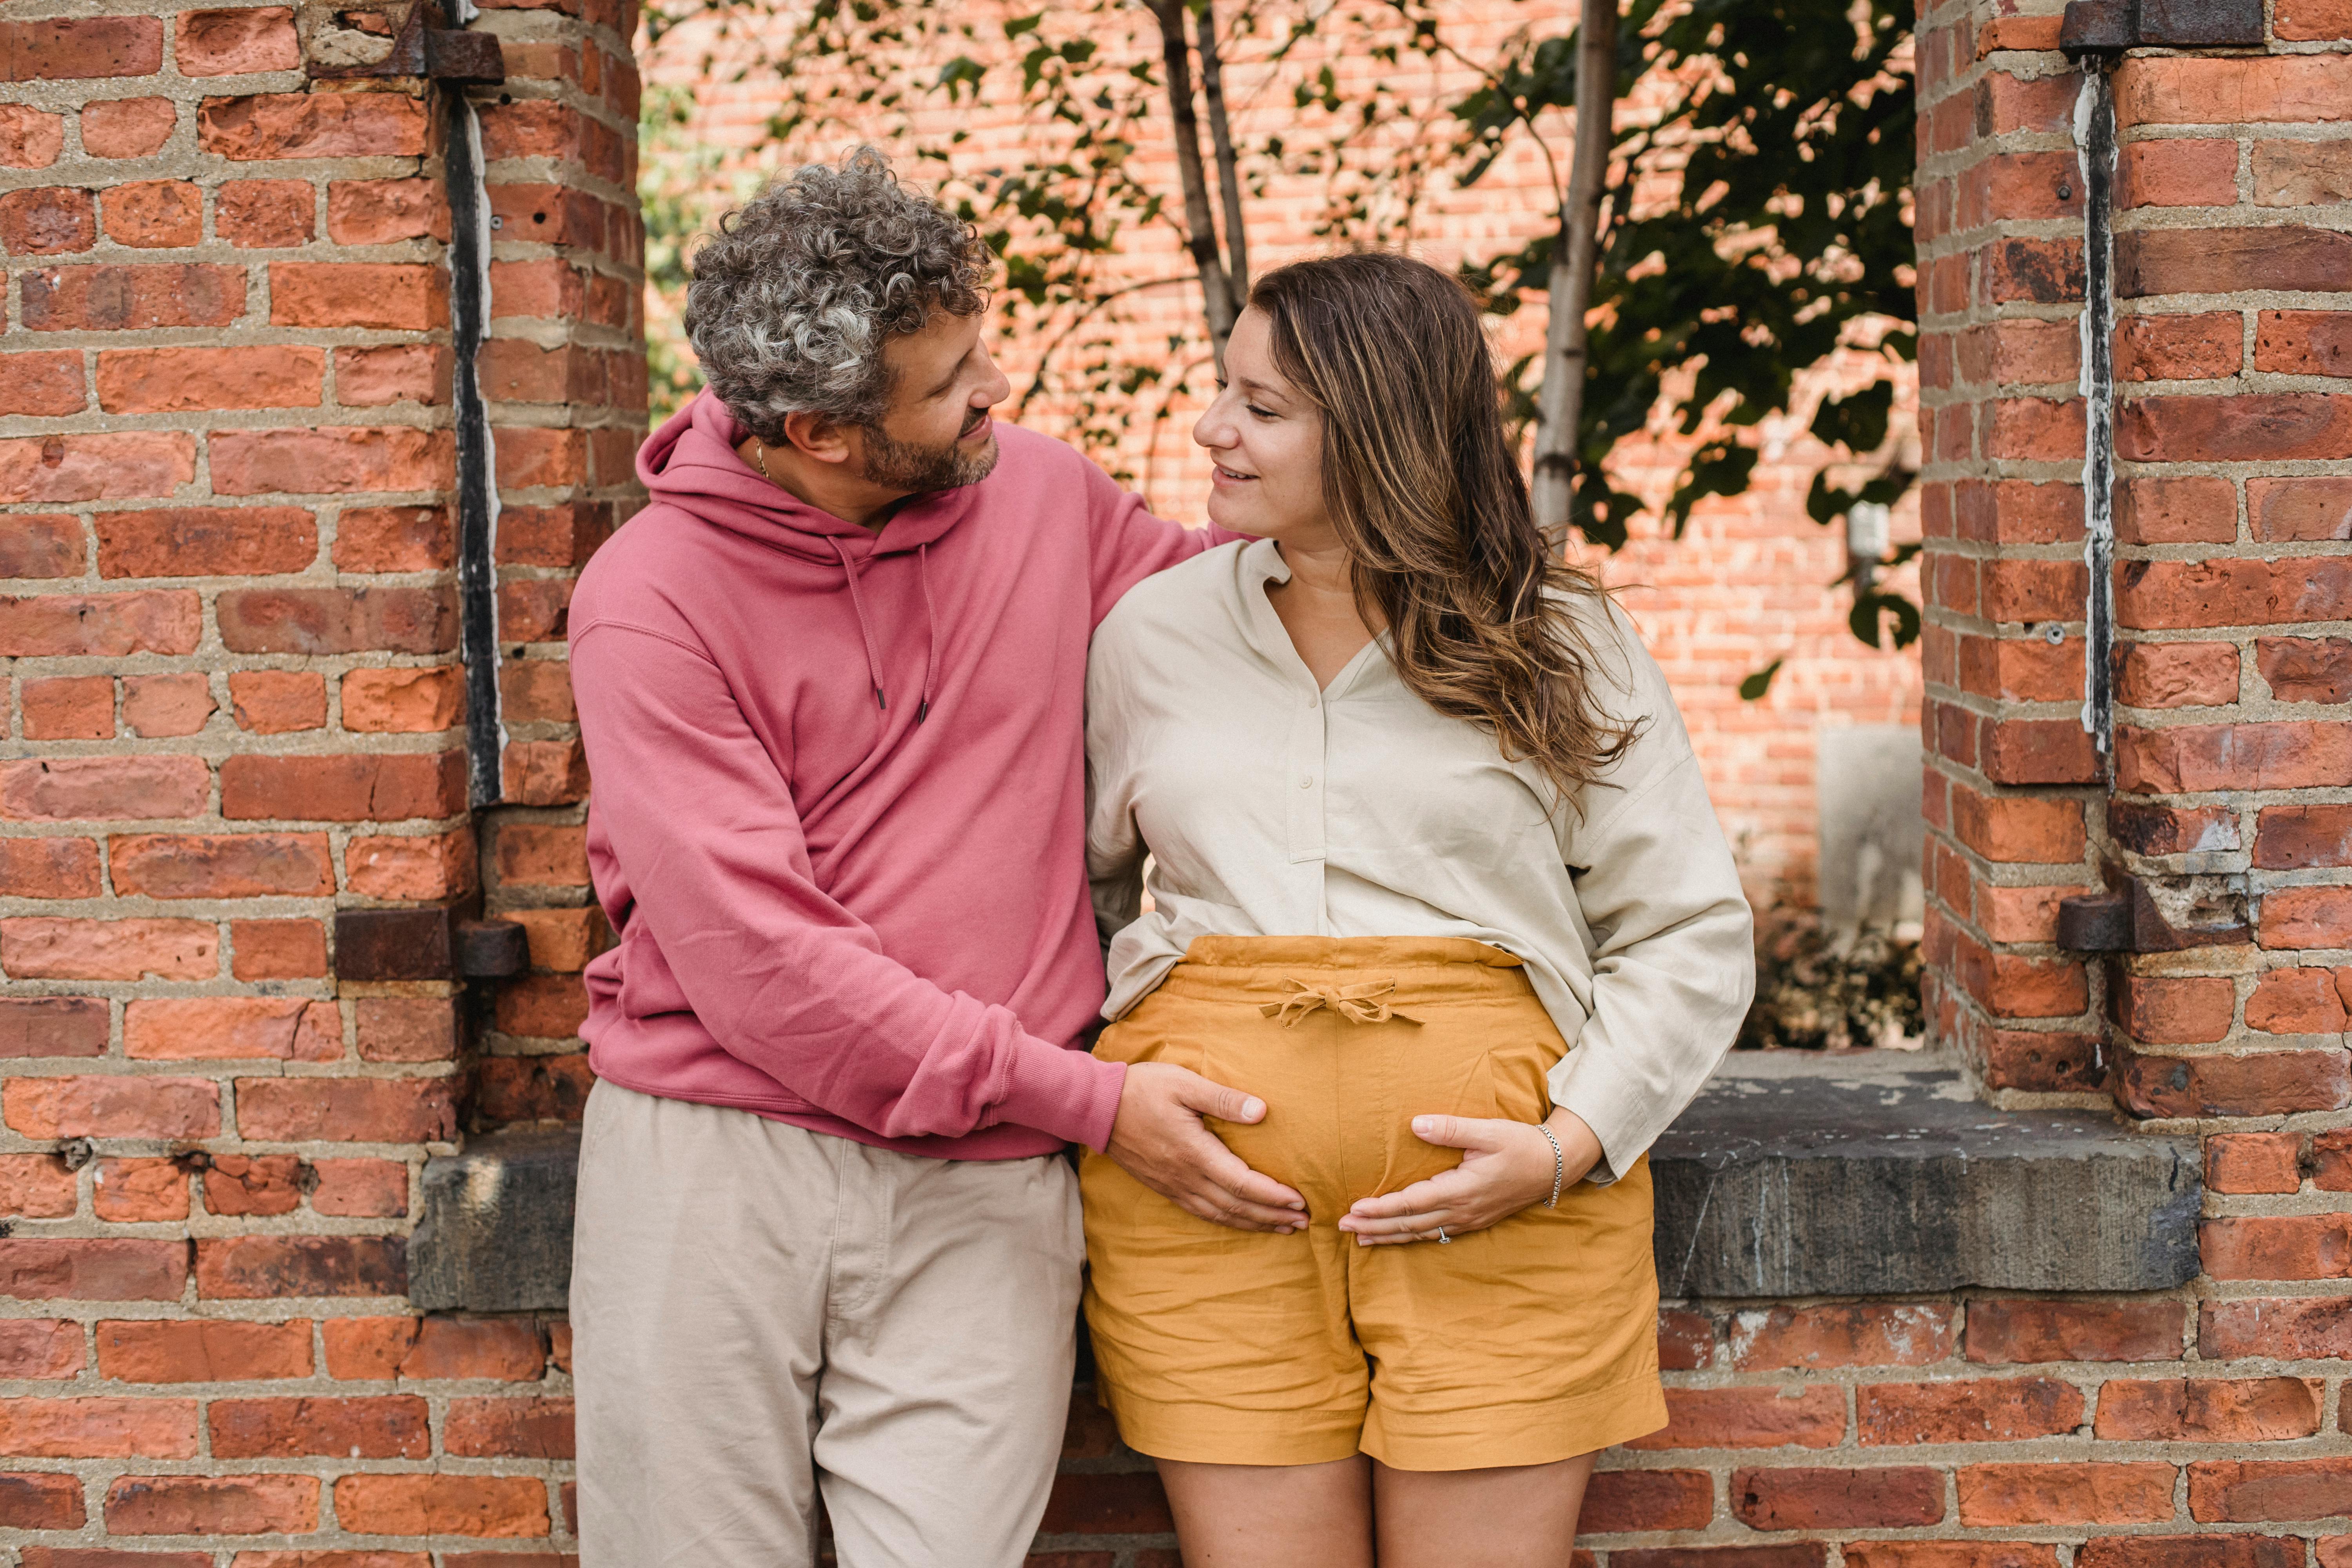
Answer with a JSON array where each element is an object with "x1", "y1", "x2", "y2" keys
[{"x1": 566, "y1": 147, "x2": 1301, "y2": 1567}]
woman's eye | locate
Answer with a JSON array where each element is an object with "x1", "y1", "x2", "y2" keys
[{"x1": 1246, "y1": 404, "x2": 1275, "y2": 419}]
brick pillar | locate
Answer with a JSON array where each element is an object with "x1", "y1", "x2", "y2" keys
[{"x1": 0, "y1": 0, "x2": 635, "y2": 1551}]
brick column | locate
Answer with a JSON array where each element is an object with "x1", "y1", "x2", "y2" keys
[{"x1": 0, "y1": 0, "x2": 635, "y2": 1552}]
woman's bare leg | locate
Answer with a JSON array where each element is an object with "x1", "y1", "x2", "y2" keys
[
  {"x1": 1372, "y1": 1451, "x2": 1598, "y2": 1568},
  {"x1": 1156, "y1": 1455, "x2": 1376, "y2": 1568}
]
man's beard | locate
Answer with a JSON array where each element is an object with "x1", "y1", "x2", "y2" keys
[{"x1": 860, "y1": 411, "x2": 999, "y2": 494}]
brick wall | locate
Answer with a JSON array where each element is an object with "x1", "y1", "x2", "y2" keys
[{"x1": 0, "y1": 0, "x2": 637, "y2": 1552}]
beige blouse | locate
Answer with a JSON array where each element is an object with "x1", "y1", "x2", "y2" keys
[{"x1": 1085, "y1": 539, "x2": 1755, "y2": 1183}]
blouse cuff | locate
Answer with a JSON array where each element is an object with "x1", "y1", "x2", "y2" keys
[{"x1": 1546, "y1": 1045, "x2": 1655, "y2": 1189}]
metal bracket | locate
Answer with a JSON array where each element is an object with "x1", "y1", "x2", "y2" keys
[
  {"x1": 426, "y1": 28, "x2": 504, "y2": 83},
  {"x1": 456, "y1": 919, "x2": 529, "y2": 978},
  {"x1": 300, "y1": 1, "x2": 502, "y2": 81},
  {"x1": 2061, "y1": 0, "x2": 2264, "y2": 53},
  {"x1": 334, "y1": 903, "x2": 527, "y2": 981},
  {"x1": 2056, "y1": 875, "x2": 2253, "y2": 954}
]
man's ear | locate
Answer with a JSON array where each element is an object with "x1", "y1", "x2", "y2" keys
[{"x1": 781, "y1": 409, "x2": 855, "y2": 466}]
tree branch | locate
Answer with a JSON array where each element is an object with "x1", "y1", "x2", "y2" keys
[
  {"x1": 1530, "y1": 0, "x2": 1617, "y2": 548},
  {"x1": 1014, "y1": 273, "x2": 1199, "y2": 421},
  {"x1": 1195, "y1": 0, "x2": 1250, "y2": 299},
  {"x1": 1151, "y1": 0, "x2": 1240, "y2": 370}
]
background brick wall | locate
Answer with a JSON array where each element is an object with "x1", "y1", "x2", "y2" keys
[{"x1": 0, "y1": 0, "x2": 637, "y2": 1552}]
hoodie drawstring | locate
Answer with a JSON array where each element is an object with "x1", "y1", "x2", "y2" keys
[{"x1": 828, "y1": 536, "x2": 940, "y2": 725}]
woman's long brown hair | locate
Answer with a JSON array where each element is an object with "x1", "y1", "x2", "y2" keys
[{"x1": 1249, "y1": 251, "x2": 1640, "y2": 800}]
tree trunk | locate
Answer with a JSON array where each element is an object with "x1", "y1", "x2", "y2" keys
[
  {"x1": 1152, "y1": 0, "x2": 1240, "y2": 370},
  {"x1": 1529, "y1": 0, "x2": 1618, "y2": 548},
  {"x1": 1195, "y1": 0, "x2": 1249, "y2": 300}
]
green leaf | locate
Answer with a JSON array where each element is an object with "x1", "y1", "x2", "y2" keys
[{"x1": 1739, "y1": 659, "x2": 1785, "y2": 701}]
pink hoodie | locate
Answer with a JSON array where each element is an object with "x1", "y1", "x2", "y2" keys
[{"x1": 568, "y1": 390, "x2": 1226, "y2": 1159}]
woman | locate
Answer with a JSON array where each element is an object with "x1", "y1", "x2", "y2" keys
[{"x1": 1080, "y1": 252, "x2": 1755, "y2": 1565}]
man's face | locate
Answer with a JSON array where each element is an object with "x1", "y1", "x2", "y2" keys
[{"x1": 854, "y1": 307, "x2": 1013, "y2": 494}]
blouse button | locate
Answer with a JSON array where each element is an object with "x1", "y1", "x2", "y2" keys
[
  {"x1": 1299, "y1": 775, "x2": 1314, "y2": 789},
  {"x1": 1307, "y1": 693, "x2": 1319, "y2": 708}
]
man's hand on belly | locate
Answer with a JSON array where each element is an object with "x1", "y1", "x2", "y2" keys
[{"x1": 1106, "y1": 1063, "x2": 1309, "y2": 1234}]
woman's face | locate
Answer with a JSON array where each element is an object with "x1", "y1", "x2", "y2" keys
[{"x1": 1193, "y1": 308, "x2": 1334, "y2": 548}]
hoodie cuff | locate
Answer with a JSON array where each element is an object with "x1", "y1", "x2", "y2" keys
[{"x1": 997, "y1": 1036, "x2": 1128, "y2": 1152}]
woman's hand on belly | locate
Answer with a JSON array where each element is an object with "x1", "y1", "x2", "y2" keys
[
  {"x1": 1338, "y1": 1108, "x2": 1603, "y2": 1246},
  {"x1": 1107, "y1": 1061, "x2": 1310, "y2": 1234}
]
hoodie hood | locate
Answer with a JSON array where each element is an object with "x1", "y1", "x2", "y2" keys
[{"x1": 636, "y1": 388, "x2": 978, "y2": 563}]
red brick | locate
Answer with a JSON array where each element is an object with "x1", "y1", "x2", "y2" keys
[
  {"x1": 111, "y1": 835, "x2": 331, "y2": 902},
  {"x1": 1733, "y1": 1467, "x2": 1942, "y2": 1530},
  {"x1": 355, "y1": 998, "x2": 456, "y2": 1063},
  {"x1": 2262, "y1": 886, "x2": 2352, "y2": 950},
  {"x1": 337, "y1": 344, "x2": 448, "y2": 407},
  {"x1": 1, "y1": 754, "x2": 213, "y2": 822},
  {"x1": 2116, "y1": 642, "x2": 2239, "y2": 709},
  {"x1": 210, "y1": 426, "x2": 454, "y2": 496},
  {"x1": 269, "y1": 262, "x2": 446, "y2": 330},
  {"x1": 1986, "y1": 398, "x2": 2086, "y2": 461},
  {"x1": 2119, "y1": 1049, "x2": 2349, "y2": 1118},
  {"x1": 1617, "y1": 1550, "x2": 1822, "y2": 1568},
  {"x1": 0, "y1": 1471, "x2": 84, "y2": 1530},
  {"x1": 219, "y1": 751, "x2": 464, "y2": 821},
  {"x1": 0, "y1": 1154, "x2": 76, "y2": 1216},
  {"x1": 27, "y1": 1550, "x2": 216, "y2": 1568},
  {"x1": 1958, "y1": 1462, "x2": 2175, "y2": 1526},
  {"x1": 1658, "y1": 1309, "x2": 1713, "y2": 1371},
  {"x1": 228, "y1": 670, "x2": 325, "y2": 733},
  {"x1": 1967, "y1": 1299, "x2": 2185, "y2": 1364},
  {"x1": 324, "y1": 1315, "x2": 544, "y2": 1381},
  {"x1": 445, "y1": 1396, "x2": 574, "y2": 1457},
  {"x1": 97, "y1": 349, "x2": 322, "y2": 416},
  {"x1": 2209, "y1": 1132, "x2": 2306, "y2": 1194},
  {"x1": 1980, "y1": 70, "x2": 2079, "y2": 134},
  {"x1": 506, "y1": 908, "x2": 606, "y2": 973},
  {"x1": 346, "y1": 827, "x2": 476, "y2": 901},
  {"x1": 2116, "y1": 313, "x2": 2242, "y2": 382},
  {"x1": 496, "y1": 426, "x2": 589, "y2": 489},
  {"x1": 0, "y1": 917, "x2": 215, "y2": 980},
  {"x1": 504, "y1": 738, "x2": 590, "y2": 804},
  {"x1": 100, "y1": 180, "x2": 200, "y2": 248},
  {"x1": 124, "y1": 996, "x2": 338, "y2": 1061},
  {"x1": 495, "y1": 823, "x2": 590, "y2": 886},
  {"x1": 80, "y1": 96, "x2": 174, "y2": 157},
  {"x1": 332, "y1": 1475, "x2": 550, "y2": 1538},
  {"x1": 0, "y1": 1239, "x2": 187, "y2": 1301},
  {"x1": 1979, "y1": 718, "x2": 2098, "y2": 786},
  {"x1": 234, "y1": 1076, "x2": 459, "y2": 1143},
  {"x1": 1859, "y1": 1378, "x2": 2083, "y2": 1445},
  {"x1": 0, "y1": 837, "x2": 102, "y2": 900},
  {"x1": 1731, "y1": 1303, "x2": 1953, "y2": 1372},
  {"x1": 2078, "y1": 1538, "x2": 2304, "y2": 1568},
  {"x1": 174, "y1": 7, "x2": 297, "y2": 74},
  {"x1": 0, "y1": 1320, "x2": 84, "y2": 1378},
  {"x1": 19, "y1": 265, "x2": 243, "y2": 331},
  {"x1": 4, "y1": 1075, "x2": 217, "y2": 1138},
  {"x1": 0, "y1": 188, "x2": 94, "y2": 256},
  {"x1": 0, "y1": 351, "x2": 87, "y2": 416},
  {"x1": 2323, "y1": 1130, "x2": 2352, "y2": 1191},
  {"x1": 2115, "y1": 56, "x2": 2350, "y2": 125},
  {"x1": 217, "y1": 179, "x2": 313, "y2": 247},
  {"x1": 2118, "y1": 394, "x2": 2352, "y2": 464},
  {"x1": 1, "y1": 105, "x2": 68, "y2": 167},
  {"x1": 311, "y1": 1158, "x2": 406, "y2": 1216},
  {"x1": 22, "y1": 676, "x2": 114, "y2": 739},
  {"x1": 122, "y1": 674, "x2": 215, "y2": 738},
  {"x1": 96, "y1": 1318, "x2": 311, "y2": 1383},
  {"x1": 0, "y1": 1396, "x2": 196, "y2": 1457},
  {"x1": 325, "y1": 176, "x2": 448, "y2": 243},
  {"x1": 498, "y1": 576, "x2": 574, "y2": 643},
  {"x1": 2121, "y1": 228, "x2": 2352, "y2": 301},
  {"x1": 2256, "y1": 637, "x2": 2352, "y2": 701},
  {"x1": 1967, "y1": 1025, "x2": 2105, "y2": 1093},
  {"x1": 1952, "y1": 786, "x2": 2085, "y2": 865},
  {"x1": 2118, "y1": 140, "x2": 2241, "y2": 209},
  {"x1": 92, "y1": 1157, "x2": 188, "y2": 1221},
  {"x1": 193, "y1": 1236, "x2": 406, "y2": 1299},
  {"x1": 2256, "y1": 310, "x2": 2352, "y2": 378},
  {"x1": 2119, "y1": 723, "x2": 2352, "y2": 794},
  {"x1": 2203, "y1": 1214, "x2": 2352, "y2": 1280},
  {"x1": 2202, "y1": 1297, "x2": 2352, "y2": 1359},
  {"x1": 2189, "y1": 1459, "x2": 2352, "y2": 1523},
  {"x1": 2116, "y1": 976, "x2": 2236, "y2": 1045},
  {"x1": 333, "y1": 505, "x2": 452, "y2": 572},
  {"x1": 342, "y1": 666, "x2": 463, "y2": 733},
  {"x1": 1624, "y1": 1386, "x2": 1846, "y2": 1451},
  {"x1": 2097, "y1": 1378, "x2": 2323, "y2": 1443},
  {"x1": 490, "y1": 257, "x2": 585, "y2": 320},
  {"x1": 201, "y1": 1154, "x2": 302, "y2": 1216},
  {"x1": 1567, "y1": 1469, "x2": 1712, "y2": 1533},
  {"x1": 1983, "y1": 559, "x2": 2088, "y2": 625},
  {"x1": 0, "y1": 997, "x2": 109, "y2": 1058},
  {"x1": 501, "y1": 659, "x2": 575, "y2": 722},
  {"x1": 2277, "y1": 0, "x2": 2352, "y2": 35},
  {"x1": 198, "y1": 93, "x2": 427, "y2": 159},
  {"x1": 2116, "y1": 476, "x2": 2236, "y2": 546},
  {"x1": 230, "y1": 918, "x2": 326, "y2": 980},
  {"x1": 106, "y1": 1473, "x2": 318, "y2": 1535},
  {"x1": 210, "y1": 1395, "x2": 429, "y2": 1458},
  {"x1": 1, "y1": 433, "x2": 198, "y2": 508},
  {"x1": 2109, "y1": 802, "x2": 2240, "y2": 859},
  {"x1": 2247, "y1": 966, "x2": 2352, "y2": 1033},
  {"x1": 2255, "y1": 140, "x2": 2352, "y2": 206},
  {"x1": 1984, "y1": 240, "x2": 2084, "y2": 305},
  {"x1": 475, "y1": 1052, "x2": 595, "y2": 1121},
  {"x1": 0, "y1": 514, "x2": 83, "y2": 577},
  {"x1": 218, "y1": 586, "x2": 457, "y2": 655},
  {"x1": 493, "y1": 974, "x2": 590, "y2": 1038}
]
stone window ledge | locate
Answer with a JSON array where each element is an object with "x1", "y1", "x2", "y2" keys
[{"x1": 410, "y1": 1052, "x2": 2203, "y2": 1313}]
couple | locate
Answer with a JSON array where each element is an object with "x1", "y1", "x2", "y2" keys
[{"x1": 566, "y1": 147, "x2": 1754, "y2": 1568}]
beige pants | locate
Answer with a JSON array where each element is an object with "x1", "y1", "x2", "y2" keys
[{"x1": 570, "y1": 1080, "x2": 1084, "y2": 1568}]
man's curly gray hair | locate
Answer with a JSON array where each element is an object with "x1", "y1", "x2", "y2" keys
[{"x1": 683, "y1": 147, "x2": 991, "y2": 446}]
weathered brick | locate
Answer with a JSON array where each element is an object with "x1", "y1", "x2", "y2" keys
[
  {"x1": 124, "y1": 996, "x2": 339, "y2": 1061},
  {"x1": 1577, "y1": 1469, "x2": 1714, "y2": 1534},
  {"x1": 333, "y1": 505, "x2": 452, "y2": 572},
  {"x1": 2078, "y1": 1537, "x2": 2304, "y2": 1568},
  {"x1": 2115, "y1": 975, "x2": 2236, "y2": 1045},
  {"x1": 229, "y1": 917, "x2": 326, "y2": 979},
  {"x1": 2255, "y1": 140, "x2": 2352, "y2": 207},
  {"x1": 22, "y1": 676, "x2": 113, "y2": 739},
  {"x1": 1734, "y1": 1467, "x2": 1943, "y2": 1530},
  {"x1": 1859, "y1": 1378, "x2": 2083, "y2": 1446},
  {"x1": 4, "y1": 1074, "x2": 218, "y2": 1138},
  {"x1": 337, "y1": 344, "x2": 448, "y2": 407},
  {"x1": 0, "y1": 514, "x2": 83, "y2": 577},
  {"x1": 331, "y1": 1475, "x2": 550, "y2": 1538},
  {"x1": 174, "y1": 7, "x2": 298, "y2": 74},
  {"x1": 1732, "y1": 1304, "x2": 1955, "y2": 1372},
  {"x1": 96, "y1": 1319, "x2": 312, "y2": 1383},
  {"x1": 100, "y1": 180, "x2": 201, "y2": 248},
  {"x1": 1624, "y1": 1386, "x2": 1847, "y2": 1451},
  {"x1": 323, "y1": 1314, "x2": 544, "y2": 1381},
  {"x1": 2117, "y1": 394, "x2": 2352, "y2": 464},
  {"x1": 494, "y1": 822, "x2": 590, "y2": 886},
  {"x1": 235, "y1": 1076, "x2": 459, "y2": 1142},
  {"x1": 2096, "y1": 1379, "x2": 2323, "y2": 1443},
  {"x1": 501, "y1": 659, "x2": 575, "y2": 722},
  {"x1": 444, "y1": 1396, "x2": 574, "y2": 1458},
  {"x1": 0, "y1": 1239, "x2": 187, "y2": 1301},
  {"x1": 0, "y1": 917, "x2": 215, "y2": 980},
  {"x1": 2261, "y1": 886, "x2": 2352, "y2": 950},
  {"x1": 1, "y1": 105, "x2": 67, "y2": 167},
  {"x1": 2114, "y1": 56, "x2": 2350, "y2": 125},
  {"x1": 473, "y1": 1051, "x2": 594, "y2": 1121},
  {"x1": 2118, "y1": 722, "x2": 2352, "y2": 794},
  {"x1": 228, "y1": 670, "x2": 326, "y2": 733},
  {"x1": 325, "y1": 176, "x2": 448, "y2": 243},
  {"x1": 2208, "y1": 1132, "x2": 2306, "y2": 1193},
  {"x1": 2257, "y1": 807, "x2": 2352, "y2": 871},
  {"x1": 2203, "y1": 1214, "x2": 2352, "y2": 1280},
  {"x1": 105, "y1": 1473, "x2": 319, "y2": 1535},
  {"x1": 2, "y1": 431, "x2": 199, "y2": 506},
  {"x1": 0, "y1": 351, "x2": 87, "y2": 416},
  {"x1": 201, "y1": 1153, "x2": 302, "y2": 1216},
  {"x1": 342, "y1": 666, "x2": 463, "y2": 732},
  {"x1": 2115, "y1": 642, "x2": 2238, "y2": 709},
  {"x1": 2256, "y1": 637, "x2": 2351, "y2": 702},
  {"x1": 2118, "y1": 140, "x2": 2240, "y2": 209},
  {"x1": 218, "y1": 751, "x2": 463, "y2": 821},
  {"x1": 209, "y1": 1395, "x2": 429, "y2": 1458},
  {"x1": 0, "y1": 1154, "x2": 77, "y2": 1216},
  {"x1": 1958, "y1": 1462, "x2": 2176, "y2": 1526},
  {"x1": 194, "y1": 1236, "x2": 406, "y2": 1299},
  {"x1": 197, "y1": 93, "x2": 427, "y2": 159},
  {"x1": 2256, "y1": 310, "x2": 2352, "y2": 378},
  {"x1": 1967, "y1": 1299, "x2": 2185, "y2": 1364},
  {"x1": 2203, "y1": 1297, "x2": 2352, "y2": 1359},
  {"x1": 354, "y1": 998, "x2": 456, "y2": 1063},
  {"x1": 217, "y1": 178, "x2": 312, "y2": 247},
  {"x1": 80, "y1": 96, "x2": 174, "y2": 157},
  {"x1": 492, "y1": 973, "x2": 589, "y2": 1038},
  {"x1": 0, "y1": 1470, "x2": 83, "y2": 1530},
  {"x1": 2247, "y1": 966, "x2": 2352, "y2": 1033},
  {"x1": 310, "y1": 1158, "x2": 406, "y2": 1216},
  {"x1": 270, "y1": 262, "x2": 447, "y2": 330},
  {"x1": 0, "y1": 997, "x2": 110, "y2": 1058},
  {"x1": 2115, "y1": 476, "x2": 2236, "y2": 546},
  {"x1": 20, "y1": 265, "x2": 243, "y2": 330},
  {"x1": 91, "y1": 1156, "x2": 189, "y2": 1220},
  {"x1": 209, "y1": 427, "x2": 454, "y2": 497},
  {"x1": 0, "y1": 187, "x2": 94, "y2": 256},
  {"x1": 0, "y1": 1319, "x2": 85, "y2": 1378},
  {"x1": 122, "y1": 674, "x2": 215, "y2": 738},
  {"x1": 2119, "y1": 1048, "x2": 2350, "y2": 1118},
  {"x1": 0, "y1": 837, "x2": 103, "y2": 899},
  {"x1": 1952, "y1": 785, "x2": 2085, "y2": 865},
  {"x1": 346, "y1": 827, "x2": 476, "y2": 900},
  {"x1": 0, "y1": 1396, "x2": 196, "y2": 1457},
  {"x1": 2188, "y1": 1458, "x2": 2352, "y2": 1523},
  {"x1": 96, "y1": 350, "x2": 323, "y2": 416}
]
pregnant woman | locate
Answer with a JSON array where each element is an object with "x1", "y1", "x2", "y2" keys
[{"x1": 1081, "y1": 252, "x2": 1756, "y2": 1565}]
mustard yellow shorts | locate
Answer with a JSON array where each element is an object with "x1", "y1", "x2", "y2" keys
[{"x1": 1080, "y1": 935, "x2": 1667, "y2": 1472}]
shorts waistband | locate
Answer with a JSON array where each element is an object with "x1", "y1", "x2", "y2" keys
[{"x1": 1160, "y1": 935, "x2": 1536, "y2": 1009}]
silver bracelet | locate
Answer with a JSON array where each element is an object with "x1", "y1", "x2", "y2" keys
[{"x1": 1536, "y1": 1123, "x2": 1564, "y2": 1208}]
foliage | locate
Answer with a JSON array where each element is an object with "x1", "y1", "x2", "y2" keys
[
  {"x1": 633, "y1": 0, "x2": 1920, "y2": 669},
  {"x1": 1738, "y1": 909, "x2": 1925, "y2": 1051}
]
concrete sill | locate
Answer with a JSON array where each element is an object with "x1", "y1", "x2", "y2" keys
[
  {"x1": 410, "y1": 1053, "x2": 2204, "y2": 1313},
  {"x1": 1651, "y1": 1049, "x2": 2202, "y2": 1299}
]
